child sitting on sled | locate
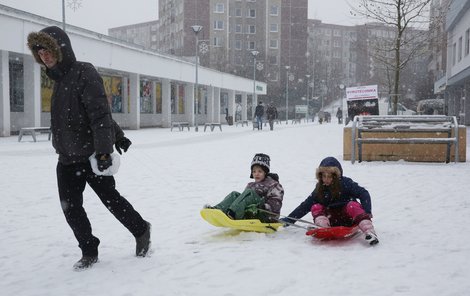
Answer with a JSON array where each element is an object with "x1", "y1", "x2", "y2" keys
[
  {"x1": 205, "y1": 153, "x2": 284, "y2": 223},
  {"x1": 282, "y1": 157, "x2": 379, "y2": 245}
]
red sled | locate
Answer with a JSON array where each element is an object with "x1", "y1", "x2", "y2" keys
[{"x1": 306, "y1": 226, "x2": 359, "y2": 240}]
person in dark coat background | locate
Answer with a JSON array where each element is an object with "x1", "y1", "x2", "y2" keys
[
  {"x1": 281, "y1": 157, "x2": 379, "y2": 245},
  {"x1": 27, "y1": 26, "x2": 151, "y2": 270},
  {"x1": 266, "y1": 102, "x2": 278, "y2": 131},
  {"x1": 254, "y1": 101, "x2": 265, "y2": 130}
]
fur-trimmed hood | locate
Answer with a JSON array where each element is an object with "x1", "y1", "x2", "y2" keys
[
  {"x1": 27, "y1": 26, "x2": 76, "y2": 80},
  {"x1": 315, "y1": 156, "x2": 343, "y2": 181}
]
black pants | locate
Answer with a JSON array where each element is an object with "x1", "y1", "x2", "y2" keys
[{"x1": 57, "y1": 161, "x2": 147, "y2": 256}]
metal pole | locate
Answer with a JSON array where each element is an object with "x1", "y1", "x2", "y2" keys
[
  {"x1": 286, "y1": 71, "x2": 289, "y2": 124},
  {"x1": 194, "y1": 33, "x2": 199, "y2": 131},
  {"x1": 62, "y1": 0, "x2": 66, "y2": 31},
  {"x1": 306, "y1": 74, "x2": 310, "y2": 123},
  {"x1": 253, "y1": 55, "x2": 256, "y2": 117}
]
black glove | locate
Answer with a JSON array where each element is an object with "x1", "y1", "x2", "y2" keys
[
  {"x1": 96, "y1": 154, "x2": 112, "y2": 172},
  {"x1": 115, "y1": 137, "x2": 132, "y2": 155},
  {"x1": 280, "y1": 217, "x2": 293, "y2": 227}
]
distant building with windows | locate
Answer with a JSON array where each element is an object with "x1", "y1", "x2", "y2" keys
[
  {"x1": 108, "y1": 20, "x2": 160, "y2": 51},
  {"x1": 434, "y1": 0, "x2": 470, "y2": 125},
  {"x1": 155, "y1": 0, "x2": 308, "y2": 111}
]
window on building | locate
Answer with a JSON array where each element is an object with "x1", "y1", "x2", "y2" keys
[
  {"x1": 465, "y1": 29, "x2": 469, "y2": 57},
  {"x1": 458, "y1": 36, "x2": 462, "y2": 61},
  {"x1": 248, "y1": 25, "x2": 256, "y2": 34},
  {"x1": 9, "y1": 57, "x2": 24, "y2": 112},
  {"x1": 247, "y1": 9, "x2": 256, "y2": 18},
  {"x1": 247, "y1": 41, "x2": 256, "y2": 50},
  {"x1": 235, "y1": 8, "x2": 242, "y2": 17},
  {"x1": 268, "y1": 71, "x2": 279, "y2": 81},
  {"x1": 334, "y1": 40, "x2": 340, "y2": 47},
  {"x1": 270, "y1": 5, "x2": 278, "y2": 15},
  {"x1": 269, "y1": 55, "x2": 278, "y2": 65},
  {"x1": 333, "y1": 30, "x2": 341, "y2": 36},
  {"x1": 269, "y1": 39, "x2": 278, "y2": 48},
  {"x1": 235, "y1": 40, "x2": 242, "y2": 50},
  {"x1": 452, "y1": 42, "x2": 456, "y2": 65},
  {"x1": 214, "y1": 20, "x2": 224, "y2": 30},
  {"x1": 213, "y1": 37, "x2": 223, "y2": 47},
  {"x1": 270, "y1": 23, "x2": 278, "y2": 32},
  {"x1": 214, "y1": 3, "x2": 224, "y2": 13},
  {"x1": 235, "y1": 24, "x2": 242, "y2": 33}
]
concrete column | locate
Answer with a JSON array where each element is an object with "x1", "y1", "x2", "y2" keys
[
  {"x1": 161, "y1": 79, "x2": 171, "y2": 128},
  {"x1": 0, "y1": 50, "x2": 10, "y2": 137},
  {"x1": 185, "y1": 83, "x2": 195, "y2": 125},
  {"x1": 465, "y1": 83, "x2": 470, "y2": 126},
  {"x1": 214, "y1": 87, "x2": 221, "y2": 123},
  {"x1": 206, "y1": 85, "x2": 214, "y2": 123},
  {"x1": 128, "y1": 73, "x2": 140, "y2": 129},
  {"x1": 151, "y1": 81, "x2": 157, "y2": 114},
  {"x1": 241, "y1": 93, "x2": 247, "y2": 121},
  {"x1": 122, "y1": 77, "x2": 129, "y2": 114},
  {"x1": 227, "y1": 89, "x2": 235, "y2": 121},
  {"x1": 23, "y1": 55, "x2": 41, "y2": 127}
]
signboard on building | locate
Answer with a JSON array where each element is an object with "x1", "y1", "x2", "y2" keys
[
  {"x1": 346, "y1": 85, "x2": 378, "y2": 101},
  {"x1": 345, "y1": 85, "x2": 379, "y2": 119}
]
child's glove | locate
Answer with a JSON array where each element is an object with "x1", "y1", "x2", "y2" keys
[
  {"x1": 314, "y1": 215, "x2": 330, "y2": 228},
  {"x1": 280, "y1": 217, "x2": 293, "y2": 227},
  {"x1": 115, "y1": 137, "x2": 132, "y2": 154}
]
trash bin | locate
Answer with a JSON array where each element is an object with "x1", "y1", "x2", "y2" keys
[{"x1": 227, "y1": 115, "x2": 233, "y2": 125}]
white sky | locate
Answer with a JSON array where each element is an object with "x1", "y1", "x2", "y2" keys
[{"x1": 0, "y1": 0, "x2": 361, "y2": 35}]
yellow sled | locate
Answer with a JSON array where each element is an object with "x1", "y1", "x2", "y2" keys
[{"x1": 200, "y1": 208, "x2": 282, "y2": 233}]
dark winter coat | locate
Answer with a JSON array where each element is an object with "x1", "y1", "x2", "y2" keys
[
  {"x1": 28, "y1": 26, "x2": 118, "y2": 165},
  {"x1": 285, "y1": 157, "x2": 372, "y2": 222},
  {"x1": 246, "y1": 174, "x2": 284, "y2": 216},
  {"x1": 266, "y1": 105, "x2": 278, "y2": 120},
  {"x1": 254, "y1": 104, "x2": 264, "y2": 117}
]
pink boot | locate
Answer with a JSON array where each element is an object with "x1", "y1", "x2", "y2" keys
[
  {"x1": 314, "y1": 216, "x2": 330, "y2": 228},
  {"x1": 358, "y1": 220, "x2": 379, "y2": 245}
]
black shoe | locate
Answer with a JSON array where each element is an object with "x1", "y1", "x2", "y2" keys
[
  {"x1": 73, "y1": 256, "x2": 98, "y2": 270},
  {"x1": 136, "y1": 222, "x2": 152, "y2": 257}
]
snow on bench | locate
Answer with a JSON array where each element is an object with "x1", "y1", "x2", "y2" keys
[
  {"x1": 351, "y1": 115, "x2": 459, "y2": 164},
  {"x1": 18, "y1": 127, "x2": 52, "y2": 142}
]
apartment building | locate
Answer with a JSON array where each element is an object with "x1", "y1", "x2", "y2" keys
[
  {"x1": 108, "y1": 20, "x2": 160, "y2": 51},
  {"x1": 157, "y1": 0, "x2": 308, "y2": 109}
]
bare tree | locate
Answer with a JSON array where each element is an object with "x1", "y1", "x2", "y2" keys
[{"x1": 351, "y1": 0, "x2": 440, "y2": 114}]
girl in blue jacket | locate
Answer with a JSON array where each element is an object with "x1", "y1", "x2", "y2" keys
[{"x1": 284, "y1": 157, "x2": 378, "y2": 245}]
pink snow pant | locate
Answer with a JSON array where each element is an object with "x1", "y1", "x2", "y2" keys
[{"x1": 311, "y1": 201, "x2": 370, "y2": 226}]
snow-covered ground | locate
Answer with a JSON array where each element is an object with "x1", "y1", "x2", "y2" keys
[{"x1": 1, "y1": 121, "x2": 469, "y2": 296}]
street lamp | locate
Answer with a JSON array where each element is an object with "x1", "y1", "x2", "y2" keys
[
  {"x1": 191, "y1": 25, "x2": 203, "y2": 131},
  {"x1": 285, "y1": 66, "x2": 290, "y2": 124},
  {"x1": 251, "y1": 50, "x2": 259, "y2": 118},
  {"x1": 339, "y1": 84, "x2": 345, "y2": 124},
  {"x1": 305, "y1": 74, "x2": 310, "y2": 123}
]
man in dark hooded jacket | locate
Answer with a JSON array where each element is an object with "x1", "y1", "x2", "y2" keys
[{"x1": 27, "y1": 26, "x2": 151, "y2": 270}]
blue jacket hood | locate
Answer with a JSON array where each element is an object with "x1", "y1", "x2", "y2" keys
[{"x1": 318, "y1": 157, "x2": 343, "y2": 176}]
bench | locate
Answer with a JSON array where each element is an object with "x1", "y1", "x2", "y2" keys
[
  {"x1": 18, "y1": 127, "x2": 52, "y2": 142},
  {"x1": 171, "y1": 122, "x2": 190, "y2": 131},
  {"x1": 350, "y1": 115, "x2": 460, "y2": 164},
  {"x1": 291, "y1": 118, "x2": 302, "y2": 124},
  {"x1": 235, "y1": 120, "x2": 249, "y2": 127},
  {"x1": 204, "y1": 123, "x2": 222, "y2": 132}
]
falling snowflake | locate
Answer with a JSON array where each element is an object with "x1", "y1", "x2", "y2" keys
[{"x1": 67, "y1": 0, "x2": 82, "y2": 12}]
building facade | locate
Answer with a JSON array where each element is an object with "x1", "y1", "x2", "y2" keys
[{"x1": 108, "y1": 20, "x2": 160, "y2": 51}]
